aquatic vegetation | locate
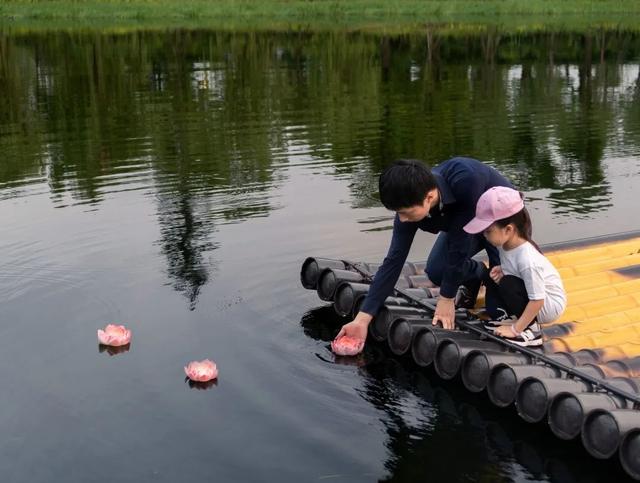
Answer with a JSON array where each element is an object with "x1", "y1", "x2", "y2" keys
[
  {"x1": 184, "y1": 359, "x2": 219, "y2": 382},
  {"x1": 97, "y1": 324, "x2": 132, "y2": 347}
]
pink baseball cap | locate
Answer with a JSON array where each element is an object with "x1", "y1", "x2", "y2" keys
[{"x1": 463, "y1": 186, "x2": 524, "y2": 234}]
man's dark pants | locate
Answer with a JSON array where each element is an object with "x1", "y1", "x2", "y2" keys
[{"x1": 425, "y1": 232, "x2": 495, "y2": 310}]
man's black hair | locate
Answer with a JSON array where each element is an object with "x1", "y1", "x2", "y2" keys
[{"x1": 378, "y1": 159, "x2": 437, "y2": 211}]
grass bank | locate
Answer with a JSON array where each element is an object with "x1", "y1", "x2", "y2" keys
[{"x1": 2, "y1": 0, "x2": 640, "y2": 32}]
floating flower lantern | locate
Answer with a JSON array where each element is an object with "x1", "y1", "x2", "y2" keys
[
  {"x1": 184, "y1": 359, "x2": 218, "y2": 382},
  {"x1": 331, "y1": 336, "x2": 364, "y2": 356},
  {"x1": 97, "y1": 324, "x2": 132, "y2": 347}
]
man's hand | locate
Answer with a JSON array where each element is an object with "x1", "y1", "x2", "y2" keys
[
  {"x1": 433, "y1": 296, "x2": 456, "y2": 330},
  {"x1": 335, "y1": 311, "x2": 373, "y2": 342},
  {"x1": 490, "y1": 265, "x2": 504, "y2": 283}
]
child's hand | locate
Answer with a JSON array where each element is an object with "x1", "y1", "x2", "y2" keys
[
  {"x1": 490, "y1": 265, "x2": 504, "y2": 283},
  {"x1": 494, "y1": 325, "x2": 516, "y2": 338}
]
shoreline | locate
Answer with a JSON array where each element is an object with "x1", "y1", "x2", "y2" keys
[{"x1": 2, "y1": 1, "x2": 640, "y2": 33}]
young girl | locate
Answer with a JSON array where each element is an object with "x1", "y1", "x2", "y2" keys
[{"x1": 463, "y1": 186, "x2": 566, "y2": 347}]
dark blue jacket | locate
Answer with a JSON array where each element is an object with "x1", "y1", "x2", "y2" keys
[{"x1": 361, "y1": 157, "x2": 513, "y2": 316}]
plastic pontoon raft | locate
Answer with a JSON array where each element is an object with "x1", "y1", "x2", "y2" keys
[{"x1": 301, "y1": 231, "x2": 640, "y2": 481}]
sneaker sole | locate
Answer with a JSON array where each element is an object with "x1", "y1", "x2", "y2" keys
[
  {"x1": 483, "y1": 322, "x2": 514, "y2": 331},
  {"x1": 506, "y1": 338, "x2": 544, "y2": 347}
]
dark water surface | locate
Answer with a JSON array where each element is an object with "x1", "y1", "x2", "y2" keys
[{"x1": 1, "y1": 28, "x2": 640, "y2": 482}]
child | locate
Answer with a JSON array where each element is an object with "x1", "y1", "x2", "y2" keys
[{"x1": 463, "y1": 186, "x2": 566, "y2": 347}]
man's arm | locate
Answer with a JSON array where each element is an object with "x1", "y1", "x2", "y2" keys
[
  {"x1": 360, "y1": 214, "x2": 418, "y2": 316},
  {"x1": 335, "y1": 215, "x2": 417, "y2": 342},
  {"x1": 336, "y1": 215, "x2": 418, "y2": 341}
]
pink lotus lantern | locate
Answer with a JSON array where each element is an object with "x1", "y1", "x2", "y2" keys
[
  {"x1": 331, "y1": 335, "x2": 364, "y2": 356},
  {"x1": 97, "y1": 324, "x2": 132, "y2": 347},
  {"x1": 184, "y1": 359, "x2": 218, "y2": 382}
]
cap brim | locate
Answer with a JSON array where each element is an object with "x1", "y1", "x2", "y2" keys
[{"x1": 463, "y1": 217, "x2": 494, "y2": 234}]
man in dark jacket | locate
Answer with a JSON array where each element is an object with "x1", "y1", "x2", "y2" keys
[{"x1": 336, "y1": 157, "x2": 513, "y2": 341}]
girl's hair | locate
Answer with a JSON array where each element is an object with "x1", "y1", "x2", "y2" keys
[{"x1": 493, "y1": 200, "x2": 542, "y2": 252}]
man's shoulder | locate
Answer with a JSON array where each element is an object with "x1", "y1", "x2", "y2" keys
[
  {"x1": 437, "y1": 156, "x2": 512, "y2": 188},
  {"x1": 435, "y1": 157, "x2": 490, "y2": 189},
  {"x1": 436, "y1": 156, "x2": 485, "y2": 173}
]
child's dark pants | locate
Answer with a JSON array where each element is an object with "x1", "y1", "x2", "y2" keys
[{"x1": 483, "y1": 274, "x2": 530, "y2": 319}]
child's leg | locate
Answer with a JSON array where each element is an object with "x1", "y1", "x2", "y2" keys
[
  {"x1": 494, "y1": 275, "x2": 543, "y2": 347},
  {"x1": 484, "y1": 275, "x2": 538, "y2": 341},
  {"x1": 483, "y1": 273, "x2": 508, "y2": 319},
  {"x1": 496, "y1": 275, "x2": 530, "y2": 318}
]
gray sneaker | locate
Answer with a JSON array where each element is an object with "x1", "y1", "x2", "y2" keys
[
  {"x1": 483, "y1": 308, "x2": 516, "y2": 331},
  {"x1": 507, "y1": 323, "x2": 543, "y2": 347}
]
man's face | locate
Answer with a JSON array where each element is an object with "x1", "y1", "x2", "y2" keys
[
  {"x1": 396, "y1": 189, "x2": 438, "y2": 222},
  {"x1": 396, "y1": 204, "x2": 428, "y2": 222}
]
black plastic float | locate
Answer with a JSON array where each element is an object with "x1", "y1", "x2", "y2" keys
[
  {"x1": 515, "y1": 364, "x2": 613, "y2": 423},
  {"x1": 300, "y1": 254, "x2": 640, "y2": 481},
  {"x1": 488, "y1": 363, "x2": 561, "y2": 408},
  {"x1": 407, "y1": 274, "x2": 431, "y2": 288},
  {"x1": 548, "y1": 375, "x2": 640, "y2": 440},
  {"x1": 516, "y1": 376, "x2": 594, "y2": 423},
  {"x1": 600, "y1": 356, "x2": 640, "y2": 377},
  {"x1": 317, "y1": 268, "x2": 364, "y2": 301},
  {"x1": 387, "y1": 317, "x2": 433, "y2": 356},
  {"x1": 408, "y1": 261, "x2": 427, "y2": 274},
  {"x1": 333, "y1": 281, "x2": 370, "y2": 317},
  {"x1": 549, "y1": 391, "x2": 627, "y2": 440},
  {"x1": 435, "y1": 339, "x2": 505, "y2": 380},
  {"x1": 582, "y1": 408, "x2": 640, "y2": 459},
  {"x1": 411, "y1": 327, "x2": 478, "y2": 367},
  {"x1": 304, "y1": 257, "x2": 640, "y2": 403},
  {"x1": 370, "y1": 305, "x2": 431, "y2": 342},
  {"x1": 300, "y1": 257, "x2": 346, "y2": 289},
  {"x1": 302, "y1": 257, "x2": 640, "y2": 405},
  {"x1": 461, "y1": 350, "x2": 531, "y2": 393},
  {"x1": 620, "y1": 428, "x2": 640, "y2": 480}
]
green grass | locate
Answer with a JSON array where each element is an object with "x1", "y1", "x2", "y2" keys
[{"x1": 2, "y1": 0, "x2": 640, "y2": 32}]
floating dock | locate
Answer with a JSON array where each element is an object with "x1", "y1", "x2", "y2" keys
[{"x1": 301, "y1": 231, "x2": 640, "y2": 481}]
